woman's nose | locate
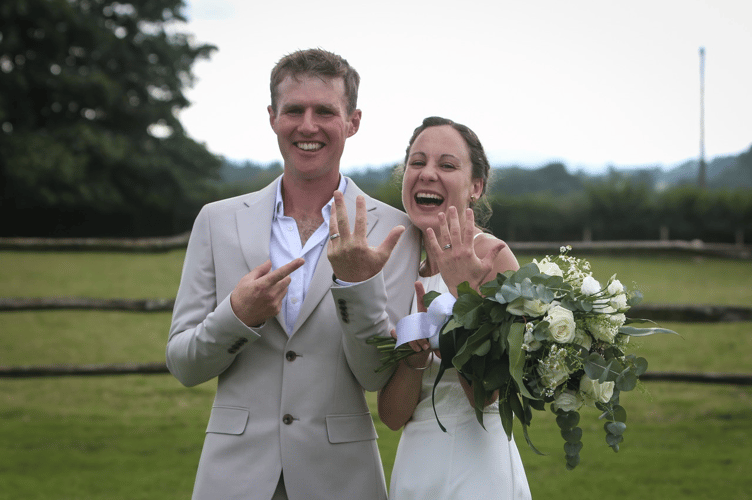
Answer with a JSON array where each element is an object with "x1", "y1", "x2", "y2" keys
[{"x1": 419, "y1": 164, "x2": 438, "y2": 181}]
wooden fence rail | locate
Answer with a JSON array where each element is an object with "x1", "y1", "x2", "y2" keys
[
  {"x1": 2, "y1": 297, "x2": 751, "y2": 323},
  {"x1": 1, "y1": 362, "x2": 751, "y2": 385},
  {"x1": 1, "y1": 235, "x2": 750, "y2": 259}
]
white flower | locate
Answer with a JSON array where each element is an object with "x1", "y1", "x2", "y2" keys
[
  {"x1": 585, "y1": 313, "x2": 625, "y2": 343},
  {"x1": 553, "y1": 389, "x2": 583, "y2": 412},
  {"x1": 534, "y1": 259, "x2": 564, "y2": 277},
  {"x1": 573, "y1": 324, "x2": 593, "y2": 351},
  {"x1": 507, "y1": 297, "x2": 550, "y2": 317},
  {"x1": 522, "y1": 328, "x2": 542, "y2": 352},
  {"x1": 537, "y1": 345, "x2": 571, "y2": 390},
  {"x1": 579, "y1": 375, "x2": 615, "y2": 406},
  {"x1": 610, "y1": 293, "x2": 628, "y2": 311},
  {"x1": 580, "y1": 276, "x2": 602, "y2": 295},
  {"x1": 607, "y1": 279, "x2": 625, "y2": 295},
  {"x1": 545, "y1": 305, "x2": 576, "y2": 343}
]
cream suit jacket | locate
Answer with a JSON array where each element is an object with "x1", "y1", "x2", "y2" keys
[{"x1": 166, "y1": 177, "x2": 420, "y2": 500}]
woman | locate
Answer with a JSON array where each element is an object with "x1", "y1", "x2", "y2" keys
[{"x1": 329, "y1": 117, "x2": 531, "y2": 499}]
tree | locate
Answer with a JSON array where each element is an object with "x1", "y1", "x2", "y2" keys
[{"x1": 0, "y1": 0, "x2": 220, "y2": 236}]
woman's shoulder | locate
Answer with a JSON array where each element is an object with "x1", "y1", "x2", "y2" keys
[{"x1": 473, "y1": 231, "x2": 519, "y2": 274}]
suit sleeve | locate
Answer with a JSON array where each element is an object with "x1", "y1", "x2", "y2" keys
[
  {"x1": 166, "y1": 206, "x2": 261, "y2": 387},
  {"x1": 331, "y1": 223, "x2": 421, "y2": 391}
]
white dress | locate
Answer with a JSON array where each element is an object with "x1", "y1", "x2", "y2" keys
[{"x1": 388, "y1": 274, "x2": 532, "y2": 500}]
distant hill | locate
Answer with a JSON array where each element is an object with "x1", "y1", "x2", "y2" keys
[{"x1": 217, "y1": 143, "x2": 752, "y2": 196}]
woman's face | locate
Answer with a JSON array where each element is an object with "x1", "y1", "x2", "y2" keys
[{"x1": 401, "y1": 125, "x2": 484, "y2": 235}]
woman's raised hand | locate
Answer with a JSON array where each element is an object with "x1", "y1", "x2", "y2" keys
[
  {"x1": 327, "y1": 191, "x2": 405, "y2": 283},
  {"x1": 424, "y1": 207, "x2": 506, "y2": 296}
]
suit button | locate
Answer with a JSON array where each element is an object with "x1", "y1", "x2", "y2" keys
[
  {"x1": 285, "y1": 351, "x2": 297, "y2": 361},
  {"x1": 282, "y1": 414, "x2": 294, "y2": 425},
  {"x1": 338, "y1": 298, "x2": 346, "y2": 305}
]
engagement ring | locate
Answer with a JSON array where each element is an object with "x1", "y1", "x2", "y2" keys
[
  {"x1": 329, "y1": 233, "x2": 340, "y2": 240},
  {"x1": 442, "y1": 244, "x2": 452, "y2": 250}
]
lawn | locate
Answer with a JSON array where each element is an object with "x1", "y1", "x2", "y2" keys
[{"x1": 0, "y1": 250, "x2": 750, "y2": 499}]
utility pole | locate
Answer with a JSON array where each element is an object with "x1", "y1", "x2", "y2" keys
[{"x1": 698, "y1": 47, "x2": 706, "y2": 188}]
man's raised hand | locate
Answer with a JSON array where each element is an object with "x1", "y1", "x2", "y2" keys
[
  {"x1": 230, "y1": 258, "x2": 305, "y2": 327},
  {"x1": 327, "y1": 191, "x2": 404, "y2": 283}
]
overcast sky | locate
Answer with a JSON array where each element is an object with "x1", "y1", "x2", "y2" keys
[{"x1": 175, "y1": 0, "x2": 752, "y2": 174}]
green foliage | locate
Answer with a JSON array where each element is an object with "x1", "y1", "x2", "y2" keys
[{"x1": 0, "y1": 0, "x2": 221, "y2": 237}]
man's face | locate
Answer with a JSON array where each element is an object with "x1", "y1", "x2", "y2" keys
[{"x1": 269, "y1": 74, "x2": 360, "y2": 183}]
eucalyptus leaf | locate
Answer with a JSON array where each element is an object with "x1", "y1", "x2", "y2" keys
[
  {"x1": 619, "y1": 325, "x2": 679, "y2": 337},
  {"x1": 520, "y1": 278, "x2": 535, "y2": 300},
  {"x1": 605, "y1": 421, "x2": 627, "y2": 436},
  {"x1": 606, "y1": 433, "x2": 624, "y2": 449},
  {"x1": 633, "y1": 357, "x2": 648, "y2": 375},
  {"x1": 556, "y1": 411, "x2": 580, "y2": 430},
  {"x1": 565, "y1": 454, "x2": 581, "y2": 470},
  {"x1": 564, "y1": 441, "x2": 583, "y2": 456},
  {"x1": 561, "y1": 427, "x2": 583, "y2": 443},
  {"x1": 615, "y1": 370, "x2": 638, "y2": 391}
]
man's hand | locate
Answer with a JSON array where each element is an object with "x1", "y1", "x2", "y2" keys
[
  {"x1": 327, "y1": 191, "x2": 404, "y2": 283},
  {"x1": 230, "y1": 258, "x2": 305, "y2": 327}
]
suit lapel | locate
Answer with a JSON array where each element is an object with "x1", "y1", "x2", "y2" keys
[
  {"x1": 289, "y1": 179, "x2": 378, "y2": 336},
  {"x1": 235, "y1": 179, "x2": 288, "y2": 330}
]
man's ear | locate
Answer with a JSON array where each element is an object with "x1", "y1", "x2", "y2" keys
[
  {"x1": 347, "y1": 109, "x2": 362, "y2": 138},
  {"x1": 268, "y1": 105, "x2": 276, "y2": 128}
]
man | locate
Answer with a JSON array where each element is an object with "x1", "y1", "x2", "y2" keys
[{"x1": 166, "y1": 48, "x2": 420, "y2": 500}]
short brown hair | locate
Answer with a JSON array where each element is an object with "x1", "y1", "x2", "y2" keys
[{"x1": 270, "y1": 48, "x2": 360, "y2": 115}]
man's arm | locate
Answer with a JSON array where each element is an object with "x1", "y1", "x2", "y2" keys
[{"x1": 166, "y1": 206, "x2": 302, "y2": 387}]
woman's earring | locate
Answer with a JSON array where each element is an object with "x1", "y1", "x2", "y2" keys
[{"x1": 470, "y1": 195, "x2": 476, "y2": 203}]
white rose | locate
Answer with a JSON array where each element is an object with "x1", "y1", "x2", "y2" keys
[
  {"x1": 607, "y1": 279, "x2": 625, "y2": 295},
  {"x1": 585, "y1": 313, "x2": 625, "y2": 343},
  {"x1": 553, "y1": 390, "x2": 583, "y2": 412},
  {"x1": 580, "y1": 276, "x2": 602, "y2": 295},
  {"x1": 534, "y1": 259, "x2": 564, "y2": 277},
  {"x1": 507, "y1": 297, "x2": 550, "y2": 317},
  {"x1": 573, "y1": 324, "x2": 592, "y2": 351},
  {"x1": 610, "y1": 293, "x2": 628, "y2": 311},
  {"x1": 545, "y1": 305, "x2": 576, "y2": 343},
  {"x1": 579, "y1": 375, "x2": 615, "y2": 405}
]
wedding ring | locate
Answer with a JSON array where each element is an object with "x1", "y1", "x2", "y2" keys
[
  {"x1": 329, "y1": 233, "x2": 340, "y2": 240},
  {"x1": 442, "y1": 243, "x2": 452, "y2": 250}
]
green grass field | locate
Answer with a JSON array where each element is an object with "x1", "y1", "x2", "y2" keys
[{"x1": 1, "y1": 250, "x2": 751, "y2": 499}]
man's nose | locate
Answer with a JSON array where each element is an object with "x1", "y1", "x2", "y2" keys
[{"x1": 299, "y1": 109, "x2": 318, "y2": 134}]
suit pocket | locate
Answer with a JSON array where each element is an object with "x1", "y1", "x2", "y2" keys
[
  {"x1": 206, "y1": 406, "x2": 250, "y2": 435},
  {"x1": 325, "y1": 412, "x2": 378, "y2": 444}
]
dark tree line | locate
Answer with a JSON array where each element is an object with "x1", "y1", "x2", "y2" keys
[{"x1": 1, "y1": 0, "x2": 221, "y2": 237}]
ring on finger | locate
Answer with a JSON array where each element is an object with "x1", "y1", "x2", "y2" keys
[
  {"x1": 329, "y1": 233, "x2": 340, "y2": 240},
  {"x1": 442, "y1": 243, "x2": 452, "y2": 250}
]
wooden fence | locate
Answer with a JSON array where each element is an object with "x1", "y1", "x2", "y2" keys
[{"x1": 1, "y1": 237, "x2": 751, "y2": 383}]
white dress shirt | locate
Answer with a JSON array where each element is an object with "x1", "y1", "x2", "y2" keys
[{"x1": 270, "y1": 176, "x2": 347, "y2": 334}]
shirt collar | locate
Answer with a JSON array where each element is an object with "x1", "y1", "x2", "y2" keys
[{"x1": 274, "y1": 176, "x2": 348, "y2": 221}]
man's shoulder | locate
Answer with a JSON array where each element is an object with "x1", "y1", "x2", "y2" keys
[{"x1": 201, "y1": 180, "x2": 278, "y2": 214}]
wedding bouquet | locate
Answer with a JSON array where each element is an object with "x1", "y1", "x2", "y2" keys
[{"x1": 369, "y1": 247, "x2": 676, "y2": 470}]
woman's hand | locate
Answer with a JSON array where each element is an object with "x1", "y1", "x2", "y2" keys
[
  {"x1": 424, "y1": 207, "x2": 506, "y2": 296},
  {"x1": 327, "y1": 191, "x2": 405, "y2": 283}
]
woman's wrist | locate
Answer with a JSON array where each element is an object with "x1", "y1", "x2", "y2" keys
[{"x1": 403, "y1": 352, "x2": 433, "y2": 370}]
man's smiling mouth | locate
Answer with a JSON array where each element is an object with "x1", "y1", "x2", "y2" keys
[{"x1": 296, "y1": 142, "x2": 324, "y2": 151}]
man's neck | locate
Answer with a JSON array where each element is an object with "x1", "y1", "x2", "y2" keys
[
  {"x1": 281, "y1": 172, "x2": 340, "y2": 246},
  {"x1": 281, "y1": 172, "x2": 339, "y2": 218}
]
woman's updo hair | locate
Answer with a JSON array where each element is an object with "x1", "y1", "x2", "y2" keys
[{"x1": 403, "y1": 116, "x2": 493, "y2": 225}]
